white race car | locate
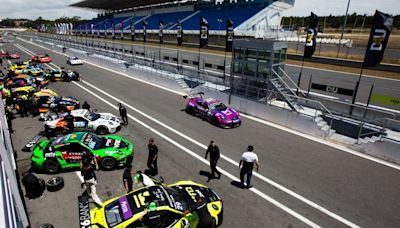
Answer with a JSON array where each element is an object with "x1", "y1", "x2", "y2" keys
[
  {"x1": 66, "y1": 56, "x2": 83, "y2": 65},
  {"x1": 44, "y1": 109, "x2": 121, "y2": 135}
]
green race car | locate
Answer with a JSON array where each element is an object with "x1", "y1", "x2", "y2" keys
[{"x1": 31, "y1": 132, "x2": 134, "y2": 173}]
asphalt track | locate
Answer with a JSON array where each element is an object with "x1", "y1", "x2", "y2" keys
[
  {"x1": 50, "y1": 36, "x2": 400, "y2": 107},
  {"x1": 6, "y1": 39, "x2": 400, "y2": 228}
]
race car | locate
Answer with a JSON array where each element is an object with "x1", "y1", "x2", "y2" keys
[
  {"x1": 66, "y1": 56, "x2": 83, "y2": 65},
  {"x1": 32, "y1": 93, "x2": 80, "y2": 113},
  {"x1": 89, "y1": 180, "x2": 223, "y2": 228},
  {"x1": 43, "y1": 69, "x2": 80, "y2": 82},
  {"x1": 31, "y1": 132, "x2": 134, "y2": 173},
  {"x1": 10, "y1": 61, "x2": 29, "y2": 72},
  {"x1": 6, "y1": 75, "x2": 48, "y2": 90},
  {"x1": 11, "y1": 86, "x2": 35, "y2": 99},
  {"x1": 32, "y1": 54, "x2": 52, "y2": 63},
  {"x1": 23, "y1": 66, "x2": 44, "y2": 76},
  {"x1": 0, "y1": 52, "x2": 20, "y2": 59},
  {"x1": 184, "y1": 92, "x2": 241, "y2": 128},
  {"x1": 45, "y1": 109, "x2": 122, "y2": 135}
]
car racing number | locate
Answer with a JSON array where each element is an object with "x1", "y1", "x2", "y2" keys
[
  {"x1": 133, "y1": 191, "x2": 150, "y2": 208},
  {"x1": 105, "y1": 139, "x2": 121, "y2": 148},
  {"x1": 185, "y1": 187, "x2": 204, "y2": 201}
]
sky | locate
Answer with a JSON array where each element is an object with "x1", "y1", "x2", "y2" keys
[{"x1": 0, "y1": 0, "x2": 398, "y2": 20}]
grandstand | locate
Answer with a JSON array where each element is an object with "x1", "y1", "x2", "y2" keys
[{"x1": 71, "y1": 0, "x2": 295, "y2": 38}]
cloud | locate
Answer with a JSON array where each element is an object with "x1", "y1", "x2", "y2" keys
[
  {"x1": 282, "y1": 0, "x2": 400, "y2": 16},
  {"x1": 0, "y1": 0, "x2": 96, "y2": 20},
  {"x1": 0, "y1": 0, "x2": 398, "y2": 20}
]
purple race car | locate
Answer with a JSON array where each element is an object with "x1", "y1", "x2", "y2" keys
[{"x1": 184, "y1": 92, "x2": 241, "y2": 128}]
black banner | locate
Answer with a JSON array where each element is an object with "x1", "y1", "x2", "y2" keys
[
  {"x1": 131, "y1": 19, "x2": 135, "y2": 41},
  {"x1": 304, "y1": 12, "x2": 318, "y2": 59},
  {"x1": 225, "y1": 17, "x2": 234, "y2": 52},
  {"x1": 311, "y1": 83, "x2": 354, "y2": 96},
  {"x1": 177, "y1": 20, "x2": 183, "y2": 46},
  {"x1": 120, "y1": 21, "x2": 124, "y2": 40},
  {"x1": 104, "y1": 22, "x2": 107, "y2": 39},
  {"x1": 199, "y1": 17, "x2": 209, "y2": 48},
  {"x1": 112, "y1": 22, "x2": 115, "y2": 40},
  {"x1": 159, "y1": 21, "x2": 164, "y2": 44},
  {"x1": 143, "y1": 20, "x2": 148, "y2": 43},
  {"x1": 363, "y1": 10, "x2": 393, "y2": 67}
]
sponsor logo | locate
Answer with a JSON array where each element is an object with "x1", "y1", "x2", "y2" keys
[{"x1": 78, "y1": 195, "x2": 91, "y2": 228}]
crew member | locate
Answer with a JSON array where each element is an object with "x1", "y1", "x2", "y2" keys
[
  {"x1": 80, "y1": 150, "x2": 102, "y2": 207},
  {"x1": 64, "y1": 111, "x2": 75, "y2": 134},
  {"x1": 82, "y1": 101, "x2": 91, "y2": 111},
  {"x1": 205, "y1": 140, "x2": 221, "y2": 180},
  {"x1": 123, "y1": 164, "x2": 133, "y2": 193},
  {"x1": 118, "y1": 103, "x2": 128, "y2": 126},
  {"x1": 147, "y1": 138, "x2": 158, "y2": 176},
  {"x1": 239, "y1": 145, "x2": 259, "y2": 189}
]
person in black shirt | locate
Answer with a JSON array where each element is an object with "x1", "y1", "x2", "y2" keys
[
  {"x1": 80, "y1": 150, "x2": 102, "y2": 206},
  {"x1": 147, "y1": 138, "x2": 158, "y2": 176},
  {"x1": 118, "y1": 103, "x2": 128, "y2": 126},
  {"x1": 123, "y1": 164, "x2": 133, "y2": 193},
  {"x1": 82, "y1": 101, "x2": 91, "y2": 111},
  {"x1": 64, "y1": 111, "x2": 74, "y2": 134},
  {"x1": 205, "y1": 140, "x2": 221, "y2": 180},
  {"x1": 191, "y1": 195, "x2": 214, "y2": 228}
]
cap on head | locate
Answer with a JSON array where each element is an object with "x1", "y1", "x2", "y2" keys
[
  {"x1": 247, "y1": 145, "x2": 254, "y2": 152},
  {"x1": 210, "y1": 140, "x2": 214, "y2": 144},
  {"x1": 149, "y1": 138, "x2": 154, "y2": 143}
]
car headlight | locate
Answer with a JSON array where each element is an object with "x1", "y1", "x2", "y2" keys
[{"x1": 116, "y1": 151, "x2": 123, "y2": 155}]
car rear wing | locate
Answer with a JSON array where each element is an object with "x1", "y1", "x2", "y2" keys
[
  {"x1": 22, "y1": 131, "x2": 45, "y2": 152},
  {"x1": 182, "y1": 92, "x2": 204, "y2": 99}
]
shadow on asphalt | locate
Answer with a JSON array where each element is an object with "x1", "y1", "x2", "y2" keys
[{"x1": 230, "y1": 181, "x2": 243, "y2": 189}]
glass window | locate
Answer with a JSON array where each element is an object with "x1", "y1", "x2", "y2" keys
[
  {"x1": 257, "y1": 63, "x2": 270, "y2": 79},
  {"x1": 274, "y1": 50, "x2": 281, "y2": 64},
  {"x1": 233, "y1": 61, "x2": 242, "y2": 74},
  {"x1": 243, "y1": 61, "x2": 256, "y2": 77},
  {"x1": 245, "y1": 48, "x2": 257, "y2": 61},
  {"x1": 280, "y1": 48, "x2": 287, "y2": 62},
  {"x1": 234, "y1": 48, "x2": 242, "y2": 59},
  {"x1": 258, "y1": 50, "x2": 271, "y2": 63}
]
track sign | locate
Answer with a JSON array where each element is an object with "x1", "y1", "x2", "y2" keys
[
  {"x1": 304, "y1": 12, "x2": 318, "y2": 59},
  {"x1": 363, "y1": 10, "x2": 393, "y2": 67},
  {"x1": 78, "y1": 195, "x2": 91, "y2": 228}
]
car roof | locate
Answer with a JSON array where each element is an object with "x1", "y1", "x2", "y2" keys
[
  {"x1": 51, "y1": 132, "x2": 89, "y2": 145},
  {"x1": 204, "y1": 98, "x2": 220, "y2": 104},
  {"x1": 71, "y1": 109, "x2": 88, "y2": 116}
]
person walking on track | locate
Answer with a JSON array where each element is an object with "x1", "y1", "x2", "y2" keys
[
  {"x1": 147, "y1": 138, "x2": 158, "y2": 176},
  {"x1": 80, "y1": 150, "x2": 102, "y2": 207},
  {"x1": 239, "y1": 145, "x2": 259, "y2": 189},
  {"x1": 205, "y1": 140, "x2": 221, "y2": 180},
  {"x1": 118, "y1": 103, "x2": 128, "y2": 126}
]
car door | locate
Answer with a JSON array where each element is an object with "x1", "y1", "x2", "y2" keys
[
  {"x1": 74, "y1": 116, "x2": 89, "y2": 131},
  {"x1": 195, "y1": 101, "x2": 208, "y2": 117},
  {"x1": 58, "y1": 143, "x2": 88, "y2": 168}
]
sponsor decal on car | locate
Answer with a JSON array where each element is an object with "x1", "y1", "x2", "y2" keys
[{"x1": 118, "y1": 196, "x2": 133, "y2": 220}]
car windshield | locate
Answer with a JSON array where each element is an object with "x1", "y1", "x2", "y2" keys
[
  {"x1": 209, "y1": 102, "x2": 227, "y2": 111},
  {"x1": 84, "y1": 111, "x2": 100, "y2": 121},
  {"x1": 105, "y1": 200, "x2": 124, "y2": 227},
  {"x1": 164, "y1": 187, "x2": 190, "y2": 212},
  {"x1": 83, "y1": 133, "x2": 105, "y2": 150}
]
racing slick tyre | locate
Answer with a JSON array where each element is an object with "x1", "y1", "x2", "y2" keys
[
  {"x1": 37, "y1": 224, "x2": 54, "y2": 228},
  {"x1": 46, "y1": 176, "x2": 64, "y2": 192},
  {"x1": 43, "y1": 160, "x2": 61, "y2": 174},
  {"x1": 96, "y1": 126, "x2": 109, "y2": 135},
  {"x1": 185, "y1": 106, "x2": 195, "y2": 115},
  {"x1": 100, "y1": 157, "x2": 116, "y2": 171}
]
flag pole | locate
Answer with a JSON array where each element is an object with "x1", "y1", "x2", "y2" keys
[{"x1": 296, "y1": 55, "x2": 305, "y2": 96}]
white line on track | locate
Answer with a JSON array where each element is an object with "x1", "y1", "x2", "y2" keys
[
  {"x1": 15, "y1": 38, "x2": 325, "y2": 227},
  {"x1": 13, "y1": 42, "x2": 104, "y2": 204},
  {"x1": 19, "y1": 37, "x2": 400, "y2": 172},
  {"x1": 15, "y1": 39, "x2": 364, "y2": 227}
]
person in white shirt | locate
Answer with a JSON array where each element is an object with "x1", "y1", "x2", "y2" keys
[{"x1": 239, "y1": 145, "x2": 259, "y2": 189}]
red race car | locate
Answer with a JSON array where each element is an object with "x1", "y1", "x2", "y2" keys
[
  {"x1": 32, "y1": 54, "x2": 52, "y2": 63},
  {"x1": 0, "y1": 52, "x2": 20, "y2": 59}
]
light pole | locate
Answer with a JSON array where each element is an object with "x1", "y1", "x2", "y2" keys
[{"x1": 336, "y1": 0, "x2": 351, "y2": 58}]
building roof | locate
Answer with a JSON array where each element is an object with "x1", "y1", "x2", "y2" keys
[{"x1": 70, "y1": 0, "x2": 187, "y2": 11}]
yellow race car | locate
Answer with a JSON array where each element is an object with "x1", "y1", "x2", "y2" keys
[
  {"x1": 87, "y1": 180, "x2": 223, "y2": 228},
  {"x1": 10, "y1": 61, "x2": 29, "y2": 72}
]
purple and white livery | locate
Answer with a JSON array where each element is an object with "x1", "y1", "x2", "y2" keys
[{"x1": 184, "y1": 92, "x2": 241, "y2": 128}]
